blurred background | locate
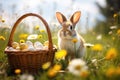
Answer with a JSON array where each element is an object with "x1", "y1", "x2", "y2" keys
[{"x1": 0, "y1": 0, "x2": 120, "y2": 34}]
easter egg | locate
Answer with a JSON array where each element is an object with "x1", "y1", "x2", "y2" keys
[
  {"x1": 20, "y1": 43, "x2": 28, "y2": 50},
  {"x1": 26, "y1": 41, "x2": 33, "y2": 46},
  {"x1": 12, "y1": 42, "x2": 19, "y2": 49},
  {"x1": 34, "y1": 41, "x2": 43, "y2": 50},
  {"x1": 28, "y1": 45, "x2": 35, "y2": 51},
  {"x1": 44, "y1": 41, "x2": 49, "y2": 46}
]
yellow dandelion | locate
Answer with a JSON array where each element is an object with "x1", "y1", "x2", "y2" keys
[
  {"x1": 105, "y1": 48, "x2": 117, "y2": 60},
  {"x1": 15, "y1": 69, "x2": 21, "y2": 74},
  {"x1": 112, "y1": 37, "x2": 115, "y2": 40},
  {"x1": 92, "y1": 44, "x2": 103, "y2": 51},
  {"x1": 72, "y1": 38, "x2": 78, "y2": 43},
  {"x1": 55, "y1": 50, "x2": 67, "y2": 60},
  {"x1": 48, "y1": 68, "x2": 57, "y2": 78},
  {"x1": 40, "y1": 29, "x2": 45, "y2": 33},
  {"x1": 116, "y1": 67, "x2": 120, "y2": 75},
  {"x1": 34, "y1": 25, "x2": 40, "y2": 30},
  {"x1": 1, "y1": 19, "x2": 5, "y2": 23},
  {"x1": 19, "y1": 34, "x2": 28, "y2": 39},
  {"x1": 117, "y1": 29, "x2": 120, "y2": 36},
  {"x1": 106, "y1": 67, "x2": 116, "y2": 77},
  {"x1": 0, "y1": 36, "x2": 5, "y2": 41},
  {"x1": 47, "y1": 64, "x2": 62, "y2": 78},
  {"x1": 37, "y1": 35, "x2": 42, "y2": 39},
  {"x1": 42, "y1": 62, "x2": 51, "y2": 70},
  {"x1": 53, "y1": 64, "x2": 62, "y2": 71},
  {"x1": 19, "y1": 39, "x2": 25, "y2": 43},
  {"x1": 113, "y1": 13, "x2": 118, "y2": 18},
  {"x1": 80, "y1": 70, "x2": 89, "y2": 78}
]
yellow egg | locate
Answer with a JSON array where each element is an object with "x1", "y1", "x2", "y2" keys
[
  {"x1": 20, "y1": 43, "x2": 28, "y2": 50},
  {"x1": 12, "y1": 42, "x2": 19, "y2": 49},
  {"x1": 44, "y1": 41, "x2": 49, "y2": 46}
]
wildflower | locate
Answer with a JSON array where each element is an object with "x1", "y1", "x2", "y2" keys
[
  {"x1": 105, "y1": 48, "x2": 117, "y2": 60},
  {"x1": 72, "y1": 38, "x2": 78, "y2": 43},
  {"x1": 53, "y1": 64, "x2": 62, "y2": 71},
  {"x1": 20, "y1": 74, "x2": 34, "y2": 80},
  {"x1": 116, "y1": 67, "x2": 120, "y2": 75},
  {"x1": 91, "y1": 59, "x2": 98, "y2": 67},
  {"x1": 0, "y1": 36, "x2": 5, "y2": 41},
  {"x1": 48, "y1": 68, "x2": 57, "y2": 78},
  {"x1": 80, "y1": 70, "x2": 89, "y2": 78},
  {"x1": 113, "y1": 13, "x2": 118, "y2": 18},
  {"x1": 110, "y1": 26, "x2": 117, "y2": 30},
  {"x1": 68, "y1": 59, "x2": 88, "y2": 76},
  {"x1": 1, "y1": 19, "x2": 5, "y2": 23},
  {"x1": 108, "y1": 31, "x2": 113, "y2": 35},
  {"x1": 40, "y1": 29, "x2": 45, "y2": 33},
  {"x1": 106, "y1": 67, "x2": 116, "y2": 77},
  {"x1": 55, "y1": 50, "x2": 67, "y2": 60},
  {"x1": 27, "y1": 34, "x2": 38, "y2": 40},
  {"x1": 34, "y1": 25, "x2": 40, "y2": 30},
  {"x1": 20, "y1": 39, "x2": 25, "y2": 43},
  {"x1": 42, "y1": 62, "x2": 51, "y2": 70},
  {"x1": 117, "y1": 29, "x2": 120, "y2": 36},
  {"x1": 15, "y1": 69, "x2": 21, "y2": 74},
  {"x1": 84, "y1": 43, "x2": 94, "y2": 48},
  {"x1": 92, "y1": 44, "x2": 103, "y2": 51},
  {"x1": 47, "y1": 64, "x2": 62, "y2": 78},
  {"x1": 112, "y1": 37, "x2": 115, "y2": 40},
  {"x1": 37, "y1": 35, "x2": 42, "y2": 39},
  {"x1": 19, "y1": 34, "x2": 28, "y2": 39},
  {"x1": 96, "y1": 34, "x2": 102, "y2": 40}
]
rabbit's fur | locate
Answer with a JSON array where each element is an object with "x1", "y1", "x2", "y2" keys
[{"x1": 56, "y1": 11, "x2": 85, "y2": 59}]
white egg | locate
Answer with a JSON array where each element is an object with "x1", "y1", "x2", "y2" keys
[
  {"x1": 34, "y1": 41, "x2": 43, "y2": 50},
  {"x1": 26, "y1": 41, "x2": 33, "y2": 46},
  {"x1": 8, "y1": 47, "x2": 16, "y2": 51},
  {"x1": 28, "y1": 45, "x2": 35, "y2": 51}
]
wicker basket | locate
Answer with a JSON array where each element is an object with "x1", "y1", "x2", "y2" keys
[{"x1": 4, "y1": 13, "x2": 57, "y2": 73}]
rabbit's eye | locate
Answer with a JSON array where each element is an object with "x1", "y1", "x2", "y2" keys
[{"x1": 69, "y1": 25, "x2": 73, "y2": 30}]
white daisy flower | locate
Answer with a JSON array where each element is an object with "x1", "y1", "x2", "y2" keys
[
  {"x1": 20, "y1": 74, "x2": 34, "y2": 80},
  {"x1": 27, "y1": 34, "x2": 38, "y2": 40},
  {"x1": 68, "y1": 59, "x2": 88, "y2": 76}
]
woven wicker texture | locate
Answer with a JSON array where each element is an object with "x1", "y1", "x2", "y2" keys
[{"x1": 5, "y1": 13, "x2": 56, "y2": 73}]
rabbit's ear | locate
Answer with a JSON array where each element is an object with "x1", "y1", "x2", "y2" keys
[
  {"x1": 56, "y1": 12, "x2": 67, "y2": 25},
  {"x1": 70, "y1": 11, "x2": 81, "y2": 25}
]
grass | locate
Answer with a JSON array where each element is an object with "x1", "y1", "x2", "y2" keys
[{"x1": 0, "y1": 23, "x2": 120, "y2": 80}]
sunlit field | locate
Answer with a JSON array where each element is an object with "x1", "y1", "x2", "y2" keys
[
  {"x1": 0, "y1": 12, "x2": 120, "y2": 80},
  {"x1": 0, "y1": 0, "x2": 120, "y2": 80}
]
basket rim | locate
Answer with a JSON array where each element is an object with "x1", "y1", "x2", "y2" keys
[{"x1": 5, "y1": 47, "x2": 57, "y2": 53}]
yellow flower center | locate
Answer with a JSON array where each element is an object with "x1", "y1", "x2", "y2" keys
[
  {"x1": 72, "y1": 38, "x2": 78, "y2": 43},
  {"x1": 75, "y1": 65, "x2": 81, "y2": 70},
  {"x1": 15, "y1": 69, "x2": 21, "y2": 74}
]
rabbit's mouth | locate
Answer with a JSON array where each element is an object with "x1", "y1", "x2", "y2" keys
[{"x1": 60, "y1": 31, "x2": 73, "y2": 39}]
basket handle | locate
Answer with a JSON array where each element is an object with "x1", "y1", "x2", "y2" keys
[{"x1": 7, "y1": 13, "x2": 53, "y2": 51}]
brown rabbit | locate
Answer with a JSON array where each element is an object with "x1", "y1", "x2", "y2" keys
[{"x1": 56, "y1": 11, "x2": 85, "y2": 59}]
